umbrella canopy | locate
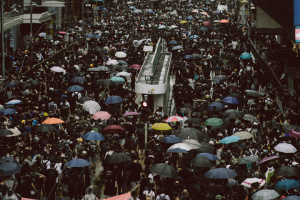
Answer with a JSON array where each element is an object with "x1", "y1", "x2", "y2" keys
[
  {"x1": 196, "y1": 143, "x2": 215, "y2": 154},
  {"x1": 92, "y1": 111, "x2": 111, "y2": 120},
  {"x1": 233, "y1": 131, "x2": 253, "y2": 140},
  {"x1": 243, "y1": 114, "x2": 260, "y2": 123},
  {"x1": 182, "y1": 139, "x2": 202, "y2": 149},
  {"x1": 151, "y1": 123, "x2": 172, "y2": 131},
  {"x1": 130, "y1": 64, "x2": 142, "y2": 69},
  {"x1": 184, "y1": 55, "x2": 194, "y2": 60},
  {"x1": 165, "y1": 116, "x2": 185, "y2": 122},
  {"x1": 220, "y1": 136, "x2": 241, "y2": 144},
  {"x1": 82, "y1": 131, "x2": 105, "y2": 141},
  {"x1": 5, "y1": 82, "x2": 19, "y2": 88},
  {"x1": 176, "y1": 127, "x2": 209, "y2": 141},
  {"x1": 5, "y1": 99, "x2": 22, "y2": 105},
  {"x1": 149, "y1": 163, "x2": 179, "y2": 178},
  {"x1": 70, "y1": 77, "x2": 86, "y2": 83},
  {"x1": 83, "y1": 101, "x2": 101, "y2": 113},
  {"x1": 106, "y1": 60, "x2": 119, "y2": 65},
  {"x1": 274, "y1": 143, "x2": 297, "y2": 153},
  {"x1": 87, "y1": 66, "x2": 109, "y2": 72},
  {"x1": 102, "y1": 193, "x2": 131, "y2": 200},
  {"x1": 257, "y1": 155, "x2": 280, "y2": 165},
  {"x1": 240, "y1": 52, "x2": 252, "y2": 59},
  {"x1": 0, "y1": 129, "x2": 13, "y2": 137},
  {"x1": 239, "y1": 156, "x2": 258, "y2": 164},
  {"x1": 65, "y1": 159, "x2": 90, "y2": 168},
  {"x1": 0, "y1": 162, "x2": 21, "y2": 176},
  {"x1": 197, "y1": 153, "x2": 218, "y2": 161},
  {"x1": 245, "y1": 90, "x2": 262, "y2": 97},
  {"x1": 282, "y1": 196, "x2": 300, "y2": 200},
  {"x1": 241, "y1": 178, "x2": 265, "y2": 188},
  {"x1": 66, "y1": 85, "x2": 84, "y2": 92},
  {"x1": 167, "y1": 143, "x2": 192, "y2": 153},
  {"x1": 203, "y1": 21, "x2": 211, "y2": 26},
  {"x1": 50, "y1": 66, "x2": 66, "y2": 73},
  {"x1": 115, "y1": 51, "x2": 127, "y2": 58},
  {"x1": 180, "y1": 20, "x2": 188, "y2": 24},
  {"x1": 275, "y1": 179, "x2": 299, "y2": 191},
  {"x1": 6, "y1": 128, "x2": 21, "y2": 137},
  {"x1": 105, "y1": 153, "x2": 131, "y2": 164},
  {"x1": 212, "y1": 75, "x2": 228, "y2": 83},
  {"x1": 168, "y1": 40, "x2": 178, "y2": 45},
  {"x1": 42, "y1": 118, "x2": 64, "y2": 124},
  {"x1": 208, "y1": 102, "x2": 224, "y2": 111},
  {"x1": 184, "y1": 118, "x2": 202, "y2": 124},
  {"x1": 0, "y1": 109, "x2": 17, "y2": 116},
  {"x1": 103, "y1": 125, "x2": 125, "y2": 134},
  {"x1": 252, "y1": 190, "x2": 279, "y2": 200},
  {"x1": 204, "y1": 118, "x2": 223, "y2": 126},
  {"x1": 116, "y1": 72, "x2": 131, "y2": 77},
  {"x1": 132, "y1": 9, "x2": 142, "y2": 13},
  {"x1": 275, "y1": 166, "x2": 300, "y2": 177},
  {"x1": 123, "y1": 112, "x2": 140, "y2": 117},
  {"x1": 222, "y1": 109, "x2": 243, "y2": 119},
  {"x1": 222, "y1": 96, "x2": 240, "y2": 104},
  {"x1": 289, "y1": 129, "x2": 300, "y2": 138},
  {"x1": 219, "y1": 19, "x2": 230, "y2": 24},
  {"x1": 104, "y1": 96, "x2": 124, "y2": 104},
  {"x1": 172, "y1": 45, "x2": 183, "y2": 51},
  {"x1": 35, "y1": 124, "x2": 56, "y2": 133},
  {"x1": 204, "y1": 168, "x2": 237, "y2": 179},
  {"x1": 0, "y1": 157, "x2": 19, "y2": 165},
  {"x1": 78, "y1": 96, "x2": 93, "y2": 104},
  {"x1": 163, "y1": 135, "x2": 182, "y2": 144},
  {"x1": 110, "y1": 76, "x2": 125, "y2": 82},
  {"x1": 190, "y1": 157, "x2": 213, "y2": 168}
]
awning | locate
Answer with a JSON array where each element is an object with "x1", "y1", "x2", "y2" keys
[{"x1": 4, "y1": 15, "x2": 23, "y2": 31}]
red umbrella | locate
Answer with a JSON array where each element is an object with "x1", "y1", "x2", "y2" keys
[
  {"x1": 257, "y1": 155, "x2": 279, "y2": 165},
  {"x1": 92, "y1": 111, "x2": 111, "y2": 120},
  {"x1": 59, "y1": 31, "x2": 67, "y2": 35},
  {"x1": 289, "y1": 129, "x2": 300, "y2": 138},
  {"x1": 123, "y1": 112, "x2": 140, "y2": 117},
  {"x1": 202, "y1": 21, "x2": 211, "y2": 26},
  {"x1": 130, "y1": 64, "x2": 142, "y2": 69},
  {"x1": 103, "y1": 125, "x2": 125, "y2": 134},
  {"x1": 219, "y1": 19, "x2": 229, "y2": 24}
]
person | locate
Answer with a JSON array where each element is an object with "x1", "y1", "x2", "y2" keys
[
  {"x1": 129, "y1": 191, "x2": 140, "y2": 200},
  {"x1": 3, "y1": 189, "x2": 19, "y2": 200},
  {"x1": 128, "y1": 155, "x2": 142, "y2": 190},
  {"x1": 155, "y1": 188, "x2": 170, "y2": 200},
  {"x1": 81, "y1": 186, "x2": 98, "y2": 200}
]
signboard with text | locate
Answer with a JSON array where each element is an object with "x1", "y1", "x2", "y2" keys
[{"x1": 295, "y1": 26, "x2": 300, "y2": 44}]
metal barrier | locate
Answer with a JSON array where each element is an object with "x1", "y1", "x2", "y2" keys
[{"x1": 151, "y1": 38, "x2": 162, "y2": 74}]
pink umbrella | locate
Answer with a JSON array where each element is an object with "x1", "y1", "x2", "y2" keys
[
  {"x1": 59, "y1": 31, "x2": 67, "y2": 35},
  {"x1": 123, "y1": 112, "x2": 140, "y2": 117},
  {"x1": 102, "y1": 192, "x2": 131, "y2": 200},
  {"x1": 220, "y1": 19, "x2": 229, "y2": 24},
  {"x1": 92, "y1": 111, "x2": 111, "y2": 120},
  {"x1": 130, "y1": 64, "x2": 142, "y2": 69},
  {"x1": 289, "y1": 129, "x2": 300, "y2": 138},
  {"x1": 165, "y1": 116, "x2": 185, "y2": 122},
  {"x1": 202, "y1": 21, "x2": 211, "y2": 26},
  {"x1": 257, "y1": 155, "x2": 279, "y2": 165}
]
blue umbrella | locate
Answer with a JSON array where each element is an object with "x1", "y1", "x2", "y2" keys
[
  {"x1": 94, "y1": 35, "x2": 102, "y2": 39},
  {"x1": 184, "y1": 55, "x2": 194, "y2": 60},
  {"x1": 104, "y1": 96, "x2": 124, "y2": 104},
  {"x1": 82, "y1": 131, "x2": 105, "y2": 141},
  {"x1": 240, "y1": 52, "x2": 252, "y2": 59},
  {"x1": 220, "y1": 136, "x2": 241, "y2": 144},
  {"x1": 66, "y1": 85, "x2": 84, "y2": 92},
  {"x1": 5, "y1": 100, "x2": 22, "y2": 105},
  {"x1": 190, "y1": 35, "x2": 199, "y2": 39},
  {"x1": 172, "y1": 45, "x2": 183, "y2": 51},
  {"x1": 205, "y1": 168, "x2": 237, "y2": 179},
  {"x1": 146, "y1": 9, "x2": 155, "y2": 13},
  {"x1": 168, "y1": 40, "x2": 178, "y2": 45},
  {"x1": 163, "y1": 135, "x2": 182, "y2": 143},
  {"x1": 129, "y1": 6, "x2": 135, "y2": 9},
  {"x1": 0, "y1": 162, "x2": 21, "y2": 176},
  {"x1": 275, "y1": 179, "x2": 299, "y2": 191},
  {"x1": 118, "y1": 60, "x2": 128, "y2": 65},
  {"x1": 222, "y1": 96, "x2": 240, "y2": 104},
  {"x1": 5, "y1": 82, "x2": 19, "y2": 88},
  {"x1": 66, "y1": 158, "x2": 90, "y2": 168},
  {"x1": 215, "y1": 65, "x2": 222, "y2": 70},
  {"x1": 283, "y1": 196, "x2": 300, "y2": 200},
  {"x1": 186, "y1": 16, "x2": 194, "y2": 20},
  {"x1": 86, "y1": 33, "x2": 95, "y2": 39},
  {"x1": 132, "y1": 9, "x2": 141, "y2": 13},
  {"x1": 158, "y1": 25, "x2": 166, "y2": 29},
  {"x1": 0, "y1": 109, "x2": 17, "y2": 116},
  {"x1": 208, "y1": 102, "x2": 224, "y2": 111},
  {"x1": 70, "y1": 77, "x2": 86, "y2": 83},
  {"x1": 197, "y1": 153, "x2": 219, "y2": 161}
]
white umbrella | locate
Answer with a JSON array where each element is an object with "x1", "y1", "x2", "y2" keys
[
  {"x1": 106, "y1": 59, "x2": 119, "y2": 65},
  {"x1": 83, "y1": 101, "x2": 101, "y2": 113},
  {"x1": 241, "y1": 178, "x2": 266, "y2": 188},
  {"x1": 274, "y1": 143, "x2": 297, "y2": 153},
  {"x1": 127, "y1": 1, "x2": 133, "y2": 4},
  {"x1": 115, "y1": 52, "x2": 127, "y2": 58},
  {"x1": 6, "y1": 128, "x2": 21, "y2": 137},
  {"x1": 6, "y1": 99, "x2": 22, "y2": 105},
  {"x1": 182, "y1": 139, "x2": 201, "y2": 149},
  {"x1": 170, "y1": 25, "x2": 178, "y2": 29},
  {"x1": 167, "y1": 143, "x2": 192, "y2": 153},
  {"x1": 94, "y1": 30, "x2": 102, "y2": 35},
  {"x1": 38, "y1": 32, "x2": 46, "y2": 37},
  {"x1": 233, "y1": 131, "x2": 253, "y2": 140},
  {"x1": 50, "y1": 66, "x2": 66, "y2": 73},
  {"x1": 116, "y1": 72, "x2": 131, "y2": 77},
  {"x1": 252, "y1": 189, "x2": 279, "y2": 200}
]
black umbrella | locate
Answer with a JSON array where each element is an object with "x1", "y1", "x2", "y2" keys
[
  {"x1": 105, "y1": 153, "x2": 131, "y2": 164},
  {"x1": 70, "y1": 77, "x2": 87, "y2": 83},
  {"x1": 78, "y1": 96, "x2": 93, "y2": 104},
  {"x1": 0, "y1": 157, "x2": 18, "y2": 165},
  {"x1": 238, "y1": 156, "x2": 258, "y2": 164},
  {"x1": 275, "y1": 166, "x2": 300, "y2": 177},
  {"x1": 222, "y1": 109, "x2": 243, "y2": 119},
  {"x1": 192, "y1": 143, "x2": 215, "y2": 154},
  {"x1": 204, "y1": 168, "x2": 237, "y2": 179},
  {"x1": 66, "y1": 85, "x2": 84, "y2": 92},
  {"x1": 0, "y1": 129, "x2": 13, "y2": 137},
  {"x1": 184, "y1": 118, "x2": 202, "y2": 124},
  {"x1": 190, "y1": 157, "x2": 213, "y2": 168},
  {"x1": 149, "y1": 163, "x2": 179, "y2": 178},
  {"x1": 176, "y1": 127, "x2": 209, "y2": 142},
  {"x1": 0, "y1": 162, "x2": 21, "y2": 176},
  {"x1": 228, "y1": 93, "x2": 243, "y2": 101},
  {"x1": 35, "y1": 124, "x2": 56, "y2": 133}
]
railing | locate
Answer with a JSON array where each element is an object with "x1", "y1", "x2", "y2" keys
[{"x1": 151, "y1": 37, "x2": 162, "y2": 74}]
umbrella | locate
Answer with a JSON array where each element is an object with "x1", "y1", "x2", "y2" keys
[
  {"x1": 146, "y1": 9, "x2": 155, "y2": 13},
  {"x1": 176, "y1": 127, "x2": 208, "y2": 141},
  {"x1": 35, "y1": 124, "x2": 56, "y2": 133},
  {"x1": 5, "y1": 82, "x2": 19, "y2": 88},
  {"x1": 42, "y1": 118, "x2": 64, "y2": 124},
  {"x1": 104, "y1": 96, "x2": 124, "y2": 104},
  {"x1": 86, "y1": 33, "x2": 94, "y2": 39},
  {"x1": 274, "y1": 143, "x2": 297, "y2": 153},
  {"x1": 204, "y1": 168, "x2": 237, "y2": 179},
  {"x1": 78, "y1": 96, "x2": 93, "y2": 104},
  {"x1": 199, "y1": 26, "x2": 209, "y2": 32},
  {"x1": 220, "y1": 136, "x2": 241, "y2": 144},
  {"x1": 167, "y1": 143, "x2": 192, "y2": 153},
  {"x1": 110, "y1": 77, "x2": 125, "y2": 82},
  {"x1": 0, "y1": 129, "x2": 13, "y2": 137},
  {"x1": 83, "y1": 101, "x2": 101, "y2": 113},
  {"x1": 288, "y1": 129, "x2": 300, "y2": 138},
  {"x1": 163, "y1": 135, "x2": 182, "y2": 144},
  {"x1": 239, "y1": 156, "x2": 258, "y2": 164},
  {"x1": 5, "y1": 99, "x2": 22, "y2": 105},
  {"x1": 212, "y1": 75, "x2": 228, "y2": 83},
  {"x1": 219, "y1": 19, "x2": 230, "y2": 24},
  {"x1": 103, "y1": 125, "x2": 125, "y2": 134},
  {"x1": 208, "y1": 102, "x2": 224, "y2": 111},
  {"x1": 182, "y1": 139, "x2": 202, "y2": 149},
  {"x1": 222, "y1": 109, "x2": 243, "y2": 119},
  {"x1": 257, "y1": 155, "x2": 280, "y2": 165},
  {"x1": 0, "y1": 162, "x2": 21, "y2": 176},
  {"x1": 275, "y1": 179, "x2": 299, "y2": 191},
  {"x1": 245, "y1": 90, "x2": 262, "y2": 97},
  {"x1": 168, "y1": 40, "x2": 178, "y2": 45},
  {"x1": 196, "y1": 153, "x2": 218, "y2": 161},
  {"x1": 184, "y1": 55, "x2": 194, "y2": 60},
  {"x1": 130, "y1": 64, "x2": 142, "y2": 69},
  {"x1": 151, "y1": 123, "x2": 172, "y2": 131},
  {"x1": 102, "y1": 193, "x2": 131, "y2": 200},
  {"x1": 50, "y1": 66, "x2": 66, "y2": 73},
  {"x1": 233, "y1": 131, "x2": 253, "y2": 140},
  {"x1": 132, "y1": 9, "x2": 142, "y2": 13},
  {"x1": 0, "y1": 109, "x2": 17, "y2": 116},
  {"x1": 66, "y1": 85, "x2": 84, "y2": 92},
  {"x1": 222, "y1": 96, "x2": 240, "y2": 104},
  {"x1": 105, "y1": 153, "x2": 131, "y2": 164},
  {"x1": 70, "y1": 77, "x2": 86, "y2": 83},
  {"x1": 180, "y1": 20, "x2": 188, "y2": 24},
  {"x1": 204, "y1": 118, "x2": 223, "y2": 126},
  {"x1": 115, "y1": 51, "x2": 127, "y2": 58},
  {"x1": 196, "y1": 143, "x2": 215, "y2": 154},
  {"x1": 87, "y1": 66, "x2": 109, "y2": 72},
  {"x1": 65, "y1": 159, "x2": 90, "y2": 168},
  {"x1": 252, "y1": 190, "x2": 279, "y2": 200},
  {"x1": 171, "y1": 45, "x2": 183, "y2": 51},
  {"x1": 116, "y1": 72, "x2": 131, "y2": 77},
  {"x1": 202, "y1": 21, "x2": 211, "y2": 26},
  {"x1": 92, "y1": 111, "x2": 111, "y2": 120},
  {"x1": 184, "y1": 118, "x2": 201, "y2": 124},
  {"x1": 117, "y1": 60, "x2": 128, "y2": 65},
  {"x1": 241, "y1": 178, "x2": 265, "y2": 188},
  {"x1": 149, "y1": 163, "x2": 179, "y2": 178},
  {"x1": 283, "y1": 196, "x2": 300, "y2": 200},
  {"x1": 82, "y1": 131, "x2": 105, "y2": 141},
  {"x1": 123, "y1": 112, "x2": 140, "y2": 117},
  {"x1": 243, "y1": 114, "x2": 260, "y2": 123},
  {"x1": 186, "y1": 16, "x2": 194, "y2": 20},
  {"x1": 38, "y1": 32, "x2": 46, "y2": 37},
  {"x1": 0, "y1": 157, "x2": 18, "y2": 165},
  {"x1": 106, "y1": 60, "x2": 119, "y2": 65},
  {"x1": 59, "y1": 31, "x2": 66, "y2": 35},
  {"x1": 190, "y1": 157, "x2": 213, "y2": 168},
  {"x1": 165, "y1": 116, "x2": 185, "y2": 122},
  {"x1": 229, "y1": 93, "x2": 243, "y2": 100},
  {"x1": 275, "y1": 166, "x2": 300, "y2": 177},
  {"x1": 240, "y1": 52, "x2": 252, "y2": 59},
  {"x1": 6, "y1": 128, "x2": 21, "y2": 137},
  {"x1": 190, "y1": 35, "x2": 199, "y2": 40},
  {"x1": 158, "y1": 25, "x2": 166, "y2": 29}
]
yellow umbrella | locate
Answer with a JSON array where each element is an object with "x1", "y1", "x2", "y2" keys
[
  {"x1": 151, "y1": 123, "x2": 172, "y2": 131},
  {"x1": 180, "y1": 20, "x2": 188, "y2": 24}
]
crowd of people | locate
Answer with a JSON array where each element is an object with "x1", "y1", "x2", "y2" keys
[{"x1": 0, "y1": 0, "x2": 299, "y2": 200}]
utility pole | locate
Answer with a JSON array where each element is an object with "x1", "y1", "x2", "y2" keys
[
  {"x1": 1, "y1": 0, "x2": 5, "y2": 79},
  {"x1": 30, "y1": 0, "x2": 33, "y2": 57},
  {"x1": 82, "y1": 1, "x2": 84, "y2": 33}
]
